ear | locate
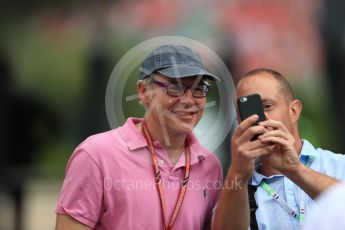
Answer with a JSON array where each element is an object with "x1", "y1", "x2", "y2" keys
[
  {"x1": 289, "y1": 99, "x2": 302, "y2": 124},
  {"x1": 137, "y1": 80, "x2": 152, "y2": 106}
]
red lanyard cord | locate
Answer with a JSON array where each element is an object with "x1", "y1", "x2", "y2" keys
[{"x1": 142, "y1": 120, "x2": 191, "y2": 230}]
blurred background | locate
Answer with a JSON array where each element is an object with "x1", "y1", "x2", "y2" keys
[{"x1": 1, "y1": 0, "x2": 345, "y2": 229}]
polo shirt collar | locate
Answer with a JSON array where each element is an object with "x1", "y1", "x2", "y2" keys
[
  {"x1": 299, "y1": 139, "x2": 317, "y2": 165},
  {"x1": 250, "y1": 139, "x2": 316, "y2": 186},
  {"x1": 118, "y1": 117, "x2": 210, "y2": 166},
  {"x1": 118, "y1": 117, "x2": 147, "y2": 150},
  {"x1": 251, "y1": 171, "x2": 284, "y2": 186}
]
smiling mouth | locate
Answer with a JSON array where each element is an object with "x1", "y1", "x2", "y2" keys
[
  {"x1": 171, "y1": 110, "x2": 199, "y2": 121},
  {"x1": 173, "y1": 111, "x2": 197, "y2": 116}
]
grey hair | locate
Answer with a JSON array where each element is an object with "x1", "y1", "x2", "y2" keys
[{"x1": 138, "y1": 76, "x2": 154, "y2": 109}]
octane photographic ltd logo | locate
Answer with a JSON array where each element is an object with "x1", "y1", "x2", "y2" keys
[{"x1": 105, "y1": 36, "x2": 236, "y2": 152}]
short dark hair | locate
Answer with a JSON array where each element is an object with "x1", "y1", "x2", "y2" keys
[{"x1": 240, "y1": 68, "x2": 295, "y2": 101}]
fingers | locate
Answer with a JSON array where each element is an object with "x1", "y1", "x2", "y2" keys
[
  {"x1": 259, "y1": 129, "x2": 290, "y2": 141},
  {"x1": 250, "y1": 147, "x2": 272, "y2": 158},
  {"x1": 260, "y1": 136, "x2": 289, "y2": 147},
  {"x1": 238, "y1": 125, "x2": 268, "y2": 144},
  {"x1": 259, "y1": 120, "x2": 289, "y2": 133},
  {"x1": 233, "y1": 138, "x2": 274, "y2": 159},
  {"x1": 259, "y1": 136, "x2": 296, "y2": 153},
  {"x1": 230, "y1": 117, "x2": 276, "y2": 181},
  {"x1": 243, "y1": 138, "x2": 274, "y2": 152},
  {"x1": 234, "y1": 115, "x2": 269, "y2": 144},
  {"x1": 258, "y1": 120, "x2": 295, "y2": 148},
  {"x1": 232, "y1": 115, "x2": 273, "y2": 160},
  {"x1": 233, "y1": 115, "x2": 259, "y2": 138}
]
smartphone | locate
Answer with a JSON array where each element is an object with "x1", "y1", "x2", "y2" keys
[{"x1": 237, "y1": 93, "x2": 266, "y2": 140}]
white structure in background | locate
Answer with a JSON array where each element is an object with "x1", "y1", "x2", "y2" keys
[{"x1": 302, "y1": 183, "x2": 345, "y2": 230}]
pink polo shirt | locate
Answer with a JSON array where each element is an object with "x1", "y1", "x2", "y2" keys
[{"x1": 56, "y1": 117, "x2": 223, "y2": 229}]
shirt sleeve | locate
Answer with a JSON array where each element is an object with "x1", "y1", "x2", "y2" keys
[{"x1": 56, "y1": 147, "x2": 104, "y2": 228}]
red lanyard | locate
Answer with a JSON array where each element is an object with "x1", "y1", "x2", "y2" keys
[{"x1": 142, "y1": 120, "x2": 191, "y2": 230}]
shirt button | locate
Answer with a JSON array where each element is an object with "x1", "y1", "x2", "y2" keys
[
  {"x1": 159, "y1": 160, "x2": 165, "y2": 166},
  {"x1": 168, "y1": 175, "x2": 180, "y2": 182}
]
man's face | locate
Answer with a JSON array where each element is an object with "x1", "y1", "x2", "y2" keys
[
  {"x1": 145, "y1": 74, "x2": 207, "y2": 137},
  {"x1": 236, "y1": 73, "x2": 295, "y2": 133}
]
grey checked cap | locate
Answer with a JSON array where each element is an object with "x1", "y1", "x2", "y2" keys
[{"x1": 139, "y1": 45, "x2": 220, "y2": 81}]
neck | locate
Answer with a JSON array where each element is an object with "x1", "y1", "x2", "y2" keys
[{"x1": 140, "y1": 118, "x2": 187, "y2": 165}]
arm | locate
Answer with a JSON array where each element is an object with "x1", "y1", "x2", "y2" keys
[
  {"x1": 212, "y1": 170, "x2": 250, "y2": 230},
  {"x1": 259, "y1": 119, "x2": 340, "y2": 199},
  {"x1": 55, "y1": 214, "x2": 92, "y2": 230},
  {"x1": 55, "y1": 149, "x2": 103, "y2": 229},
  {"x1": 285, "y1": 163, "x2": 340, "y2": 199},
  {"x1": 213, "y1": 115, "x2": 271, "y2": 230}
]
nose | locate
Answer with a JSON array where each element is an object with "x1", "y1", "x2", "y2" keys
[
  {"x1": 264, "y1": 111, "x2": 270, "y2": 120},
  {"x1": 179, "y1": 88, "x2": 195, "y2": 105}
]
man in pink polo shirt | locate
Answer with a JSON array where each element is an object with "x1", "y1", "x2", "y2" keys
[{"x1": 55, "y1": 45, "x2": 223, "y2": 230}]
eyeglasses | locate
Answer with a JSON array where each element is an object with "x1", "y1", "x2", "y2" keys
[{"x1": 151, "y1": 79, "x2": 211, "y2": 98}]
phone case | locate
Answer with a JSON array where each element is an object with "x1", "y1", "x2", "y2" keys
[{"x1": 237, "y1": 93, "x2": 266, "y2": 126}]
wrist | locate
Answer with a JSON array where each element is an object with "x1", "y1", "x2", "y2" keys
[
  {"x1": 226, "y1": 168, "x2": 251, "y2": 189},
  {"x1": 282, "y1": 162, "x2": 306, "y2": 180}
]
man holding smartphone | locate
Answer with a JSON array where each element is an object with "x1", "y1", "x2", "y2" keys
[{"x1": 213, "y1": 68, "x2": 345, "y2": 230}]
